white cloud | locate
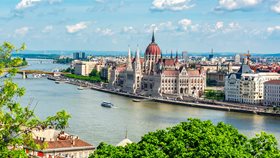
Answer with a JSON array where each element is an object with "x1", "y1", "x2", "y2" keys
[
  {"x1": 122, "y1": 26, "x2": 137, "y2": 33},
  {"x1": 15, "y1": 27, "x2": 29, "y2": 36},
  {"x1": 144, "y1": 24, "x2": 159, "y2": 33},
  {"x1": 178, "y1": 18, "x2": 192, "y2": 31},
  {"x1": 215, "y1": 21, "x2": 224, "y2": 30},
  {"x1": 267, "y1": 26, "x2": 280, "y2": 33},
  {"x1": 271, "y1": 1, "x2": 280, "y2": 13},
  {"x1": 151, "y1": 0, "x2": 194, "y2": 11},
  {"x1": 228, "y1": 22, "x2": 240, "y2": 29},
  {"x1": 144, "y1": 21, "x2": 176, "y2": 33},
  {"x1": 158, "y1": 21, "x2": 175, "y2": 31},
  {"x1": 42, "y1": 25, "x2": 53, "y2": 33},
  {"x1": 15, "y1": 0, "x2": 62, "y2": 10},
  {"x1": 216, "y1": 0, "x2": 262, "y2": 11},
  {"x1": 16, "y1": 0, "x2": 41, "y2": 10},
  {"x1": 96, "y1": 28, "x2": 114, "y2": 36},
  {"x1": 66, "y1": 22, "x2": 88, "y2": 33}
]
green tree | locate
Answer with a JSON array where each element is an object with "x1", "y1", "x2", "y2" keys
[
  {"x1": 90, "y1": 119, "x2": 279, "y2": 158},
  {"x1": 89, "y1": 69, "x2": 99, "y2": 77},
  {"x1": 0, "y1": 42, "x2": 71, "y2": 157}
]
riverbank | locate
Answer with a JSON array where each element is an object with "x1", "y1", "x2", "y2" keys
[{"x1": 48, "y1": 76, "x2": 280, "y2": 117}]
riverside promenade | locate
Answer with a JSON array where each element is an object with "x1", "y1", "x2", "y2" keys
[{"x1": 48, "y1": 76, "x2": 280, "y2": 117}]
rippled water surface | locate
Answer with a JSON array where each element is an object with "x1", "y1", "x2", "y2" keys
[{"x1": 14, "y1": 59, "x2": 280, "y2": 146}]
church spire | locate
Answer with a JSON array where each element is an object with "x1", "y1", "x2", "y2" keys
[
  {"x1": 152, "y1": 30, "x2": 155, "y2": 43},
  {"x1": 176, "y1": 50, "x2": 178, "y2": 62},
  {"x1": 135, "y1": 46, "x2": 141, "y2": 71},
  {"x1": 126, "y1": 46, "x2": 132, "y2": 70}
]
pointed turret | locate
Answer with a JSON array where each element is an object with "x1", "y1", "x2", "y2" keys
[
  {"x1": 152, "y1": 30, "x2": 155, "y2": 43},
  {"x1": 135, "y1": 46, "x2": 141, "y2": 71},
  {"x1": 176, "y1": 50, "x2": 178, "y2": 62},
  {"x1": 126, "y1": 46, "x2": 132, "y2": 70}
]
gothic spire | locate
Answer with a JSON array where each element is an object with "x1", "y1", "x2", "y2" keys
[
  {"x1": 176, "y1": 50, "x2": 178, "y2": 61},
  {"x1": 152, "y1": 30, "x2": 155, "y2": 43},
  {"x1": 135, "y1": 46, "x2": 141, "y2": 71},
  {"x1": 126, "y1": 46, "x2": 132, "y2": 70}
]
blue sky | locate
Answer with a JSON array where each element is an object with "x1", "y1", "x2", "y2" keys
[{"x1": 0, "y1": 0, "x2": 280, "y2": 53}]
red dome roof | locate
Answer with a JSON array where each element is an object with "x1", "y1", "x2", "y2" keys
[{"x1": 145, "y1": 43, "x2": 161, "y2": 56}]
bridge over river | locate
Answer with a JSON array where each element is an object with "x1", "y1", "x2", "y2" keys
[
  {"x1": 18, "y1": 70, "x2": 69, "y2": 79},
  {"x1": 3, "y1": 69, "x2": 68, "y2": 79}
]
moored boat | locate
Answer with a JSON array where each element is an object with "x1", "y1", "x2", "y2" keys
[
  {"x1": 101, "y1": 101, "x2": 114, "y2": 108},
  {"x1": 77, "y1": 87, "x2": 84, "y2": 90},
  {"x1": 132, "y1": 99, "x2": 141, "y2": 102}
]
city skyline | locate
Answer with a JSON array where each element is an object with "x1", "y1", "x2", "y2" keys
[{"x1": 1, "y1": 0, "x2": 280, "y2": 53}]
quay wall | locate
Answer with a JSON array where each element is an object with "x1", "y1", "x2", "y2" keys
[{"x1": 48, "y1": 77, "x2": 280, "y2": 117}]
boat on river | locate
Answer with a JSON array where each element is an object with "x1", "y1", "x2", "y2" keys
[
  {"x1": 77, "y1": 86, "x2": 84, "y2": 90},
  {"x1": 132, "y1": 99, "x2": 151, "y2": 102},
  {"x1": 132, "y1": 99, "x2": 141, "y2": 102},
  {"x1": 101, "y1": 101, "x2": 114, "y2": 108}
]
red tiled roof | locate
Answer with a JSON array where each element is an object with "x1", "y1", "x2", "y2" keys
[
  {"x1": 34, "y1": 139, "x2": 93, "y2": 149},
  {"x1": 163, "y1": 59, "x2": 176, "y2": 66},
  {"x1": 187, "y1": 70, "x2": 200, "y2": 76},
  {"x1": 163, "y1": 70, "x2": 179, "y2": 76},
  {"x1": 145, "y1": 43, "x2": 161, "y2": 56},
  {"x1": 265, "y1": 80, "x2": 280, "y2": 85}
]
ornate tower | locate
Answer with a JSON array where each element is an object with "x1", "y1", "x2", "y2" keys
[
  {"x1": 144, "y1": 31, "x2": 161, "y2": 75},
  {"x1": 133, "y1": 47, "x2": 142, "y2": 93},
  {"x1": 126, "y1": 47, "x2": 132, "y2": 71}
]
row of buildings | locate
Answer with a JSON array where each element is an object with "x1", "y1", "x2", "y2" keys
[
  {"x1": 225, "y1": 54, "x2": 280, "y2": 106},
  {"x1": 108, "y1": 32, "x2": 206, "y2": 98},
  {"x1": 71, "y1": 33, "x2": 280, "y2": 106}
]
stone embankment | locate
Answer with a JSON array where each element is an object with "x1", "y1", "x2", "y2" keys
[{"x1": 48, "y1": 76, "x2": 280, "y2": 117}]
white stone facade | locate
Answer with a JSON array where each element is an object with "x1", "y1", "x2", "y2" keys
[
  {"x1": 109, "y1": 33, "x2": 206, "y2": 98},
  {"x1": 74, "y1": 61, "x2": 100, "y2": 76},
  {"x1": 264, "y1": 80, "x2": 280, "y2": 106},
  {"x1": 225, "y1": 64, "x2": 280, "y2": 105}
]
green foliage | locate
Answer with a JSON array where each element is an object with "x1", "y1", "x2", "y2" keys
[
  {"x1": 204, "y1": 89, "x2": 224, "y2": 101},
  {"x1": 89, "y1": 69, "x2": 100, "y2": 77},
  {"x1": 0, "y1": 42, "x2": 27, "y2": 71},
  {"x1": 61, "y1": 67, "x2": 74, "y2": 74},
  {"x1": 55, "y1": 57, "x2": 73, "y2": 64},
  {"x1": 90, "y1": 119, "x2": 280, "y2": 158},
  {"x1": 65, "y1": 73, "x2": 103, "y2": 83},
  {"x1": 0, "y1": 42, "x2": 71, "y2": 157}
]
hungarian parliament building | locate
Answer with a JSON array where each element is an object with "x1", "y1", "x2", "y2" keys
[{"x1": 108, "y1": 33, "x2": 206, "y2": 98}]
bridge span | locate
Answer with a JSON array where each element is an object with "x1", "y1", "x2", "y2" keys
[{"x1": 17, "y1": 70, "x2": 68, "y2": 79}]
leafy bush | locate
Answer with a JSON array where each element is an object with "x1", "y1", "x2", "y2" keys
[
  {"x1": 91, "y1": 119, "x2": 279, "y2": 158},
  {"x1": 64, "y1": 74, "x2": 102, "y2": 83}
]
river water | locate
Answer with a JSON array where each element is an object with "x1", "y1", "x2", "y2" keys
[{"x1": 13, "y1": 59, "x2": 280, "y2": 146}]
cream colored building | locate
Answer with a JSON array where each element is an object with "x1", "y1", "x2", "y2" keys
[
  {"x1": 225, "y1": 63, "x2": 280, "y2": 105},
  {"x1": 109, "y1": 32, "x2": 206, "y2": 98},
  {"x1": 74, "y1": 61, "x2": 101, "y2": 76},
  {"x1": 264, "y1": 80, "x2": 280, "y2": 106}
]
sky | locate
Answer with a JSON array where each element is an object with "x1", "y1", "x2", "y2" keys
[{"x1": 0, "y1": 0, "x2": 280, "y2": 53}]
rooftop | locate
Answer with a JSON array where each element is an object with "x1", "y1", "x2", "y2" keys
[
  {"x1": 30, "y1": 129, "x2": 94, "y2": 150},
  {"x1": 265, "y1": 80, "x2": 280, "y2": 85}
]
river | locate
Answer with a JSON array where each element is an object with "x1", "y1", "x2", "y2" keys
[{"x1": 13, "y1": 59, "x2": 280, "y2": 146}]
